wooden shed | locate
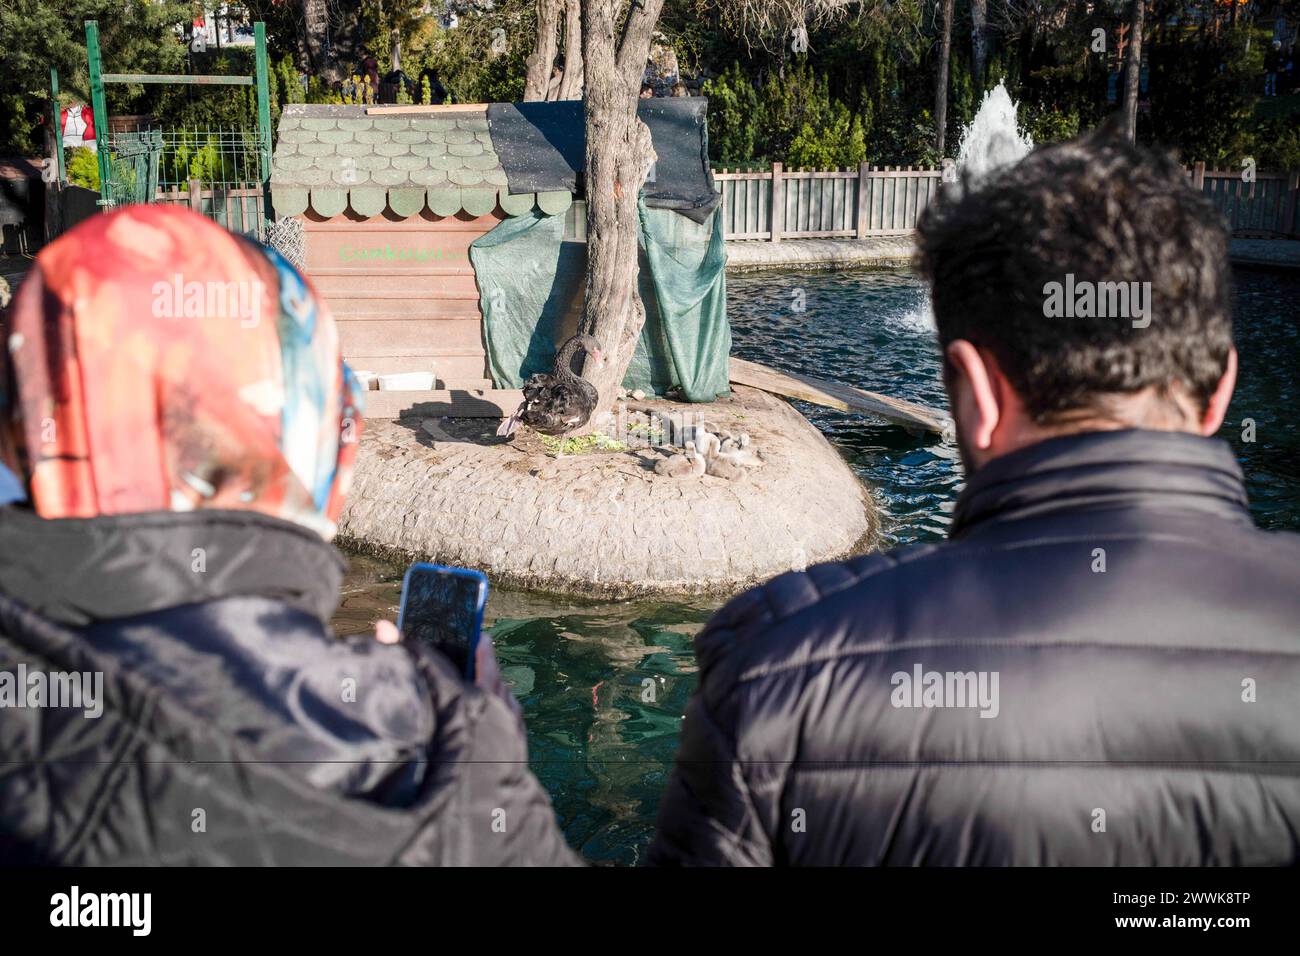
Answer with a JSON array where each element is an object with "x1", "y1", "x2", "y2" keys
[
  {"x1": 269, "y1": 104, "x2": 577, "y2": 417},
  {"x1": 269, "y1": 100, "x2": 729, "y2": 417}
]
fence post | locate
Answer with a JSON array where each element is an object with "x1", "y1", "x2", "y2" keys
[
  {"x1": 1192, "y1": 161, "x2": 1205, "y2": 192},
  {"x1": 84, "y1": 21, "x2": 112, "y2": 205},
  {"x1": 50, "y1": 67, "x2": 65, "y2": 185},
  {"x1": 1284, "y1": 169, "x2": 1300, "y2": 238},
  {"x1": 856, "y1": 161, "x2": 869, "y2": 239},
  {"x1": 770, "y1": 162, "x2": 784, "y2": 243},
  {"x1": 254, "y1": 23, "x2": 273, "y2": 180},
  {"x1": 188, "y1": 178, "x2": 203, "y2": 213}
]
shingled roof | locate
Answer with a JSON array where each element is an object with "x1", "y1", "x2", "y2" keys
[{"x1": 269, "y1": 104, "x2": 573, "y2": 220}]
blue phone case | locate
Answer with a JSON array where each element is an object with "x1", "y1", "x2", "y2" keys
[{"x1": 397, "y1": 563, "x2": 489, "y2": 681}]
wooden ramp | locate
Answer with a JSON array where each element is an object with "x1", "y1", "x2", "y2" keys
[
  {"x1": 360, "y1": 360, "x2": 949, "y2": 436},
  {"x1": 729, "y1": 357, "x2": 952, "y2": 438}
]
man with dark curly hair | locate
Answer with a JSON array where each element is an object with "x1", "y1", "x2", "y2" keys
[{"x1": 649, "y1": 130, "x2": 1300, "y2": 866}]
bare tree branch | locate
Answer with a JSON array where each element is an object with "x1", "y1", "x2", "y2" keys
[{"x1": 709, "y1": 0, "x2": 856, "y2": 53}]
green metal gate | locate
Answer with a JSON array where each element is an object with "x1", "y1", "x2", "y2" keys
[{"x1": 78, "y1": 19, "x2": 273, "y2": 240}]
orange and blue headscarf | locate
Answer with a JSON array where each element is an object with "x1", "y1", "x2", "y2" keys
[{"x1": 0, "y1": 206, "x2": 363, "y2": 539}]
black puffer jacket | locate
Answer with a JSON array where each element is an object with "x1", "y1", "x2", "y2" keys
[
  {"x1": 649, "y1": 429, "x2": 1300, "y2": 865},
  {"x1": 0, "y1": 508, "x2": 578, "y2": 866}
]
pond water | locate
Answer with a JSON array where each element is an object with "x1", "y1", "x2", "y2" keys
[{"x1": 333, "y1": 265, "x2": 1300, "y2": 865}]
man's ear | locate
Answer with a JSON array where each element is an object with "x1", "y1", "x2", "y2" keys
[
  {"x1": 945, "y1": 339, "x2": 1003, "y2": 452},
  {"x1": 1200, "y1": 347, "x2": 1238, "y2": 436}
]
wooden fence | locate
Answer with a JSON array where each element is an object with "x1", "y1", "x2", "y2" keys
[
  {"x1": 713, "y1": 161, "x2": 1300, "y2": 241},
  {"x1": 712, "y1": 163, "x2": 942, "y2": 240},
  {"x1": 153, "y1": 179, "x2": 266, "y2": 239},
  {"x1": 1186, "y1": 163, "x2": 1300, "y2": 237}
]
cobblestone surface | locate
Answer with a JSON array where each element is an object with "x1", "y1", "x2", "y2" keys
[{"x1": 338, "y1": 385, "x2": 878, "y2": 598}]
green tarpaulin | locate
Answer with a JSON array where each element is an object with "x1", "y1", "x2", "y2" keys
[{"x1": 470, "y1": 198, "x2": 730, "y2": 401}]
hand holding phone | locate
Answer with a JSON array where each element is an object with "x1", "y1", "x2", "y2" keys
[{"x1": 397, "y1": 563, "x2": 488, "y2": 681}]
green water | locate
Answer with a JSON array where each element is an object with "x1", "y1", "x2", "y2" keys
[
  {"x1": 334, "y1": 265, "x2": 1300, "y2": 864},
  {"x1": 333, "y1": 557, "x2": 712, "y2": 865}
]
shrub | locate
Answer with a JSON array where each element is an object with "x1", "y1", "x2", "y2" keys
[
  {"x1": 788, "y1": 101, "x2": 867, "y2": 168},
  {"x1": 704, "y1": 63, "x2": 759, "y2": 165},
  {"x1": 1021, "y1": 103, "x2": 1081, "y2": 145},
  {"x1": 66, "y1": 147, "x2": 100, "y2": 190}
]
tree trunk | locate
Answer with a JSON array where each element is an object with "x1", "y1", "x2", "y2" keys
[
  {"x1": 935, "y1": 0, "x2": 955, "y2": 155},
  {"x1": 391, "y1": 28, "x2": 401, "y2": 72},
  {"x1": 1123, "y1": 0, "x2": 1145, "y2": 142},
  {"x1": 557, "y1": 0, "x2": 585, "y2": 100},
  {"x1": 970, "y1": 0, "x2": 988, "y2": 90},
  {"x1": 525, "y1": 0, "x2": 564, "y2": 101},
  {"x1": 577, "y1": 0, "x2": 664, "y2": 429}
]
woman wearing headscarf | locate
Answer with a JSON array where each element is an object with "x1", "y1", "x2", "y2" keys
[{"x1": 0, "y1": 206, "x2": 578, "y2": 866}]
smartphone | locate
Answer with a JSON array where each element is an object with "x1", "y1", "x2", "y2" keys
[{"x1": 397, "y1": 563, "x2": 489, "y2": 681}]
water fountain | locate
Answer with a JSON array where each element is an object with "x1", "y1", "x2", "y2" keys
[{"x1": 954, "y1": 81, "x2": 1035, "y2": 188}]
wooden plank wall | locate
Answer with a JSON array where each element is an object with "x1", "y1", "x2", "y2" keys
[{"x1": 300, "y1": 209, "x2": 502, "y2": 388}]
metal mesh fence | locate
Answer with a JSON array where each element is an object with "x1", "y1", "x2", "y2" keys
[
  {"x1": 102, "y1": 123, "x2": 268, "y2": 240},
  {"x1": 266, "y1": 216, "x2": 305, "y2": 270}
]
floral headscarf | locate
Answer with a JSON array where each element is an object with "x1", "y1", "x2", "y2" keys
[{"x1": 0, "y1": 206, "x2": 363, "y2": 539}]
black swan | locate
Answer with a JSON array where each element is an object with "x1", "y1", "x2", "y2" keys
[{"x1": 496, "y1": 335, "x2": 606, "y2": 437}]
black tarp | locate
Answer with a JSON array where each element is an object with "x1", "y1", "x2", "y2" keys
[{"x1": 486, "y1": 98, "x2": 721, "y2": 224}]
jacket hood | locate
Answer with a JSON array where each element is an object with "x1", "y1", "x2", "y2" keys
[
  {"x1": 0, "y1": 505, "x2": 345, "y2": 627},
  {"x1": 950, "y1": 429, "x2": 1251, "y2": 538}
]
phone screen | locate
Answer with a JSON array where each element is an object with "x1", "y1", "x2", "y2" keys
[{"x1": 397, "y1": 563, "x2": 488, "y2": 680}]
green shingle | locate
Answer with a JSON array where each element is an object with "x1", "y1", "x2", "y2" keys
[
  {"x1": 350, "y1": 186, "x2": 387, "y2": 217},
  {"x1": 409, "y1": 167, "x2": 449, "y2": 186},
  {"x1": 410, "y1": 142, "x2": 448, "y2": 157},
  {"x1": 371, "y1": 168, "x2": 408, "y2": 187},
  {"x1": 391, "y1": 154, "x2": 430, "y2": 171},
  {"x1": 274, "y1": 155, "x2": 313, "y2": 173},
  {"x1": 310, "y1": 187, "x2": 348, "y2": 218},
  {"x1": 412, "y1": 118, "x2": 455, "y2": 132}
]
